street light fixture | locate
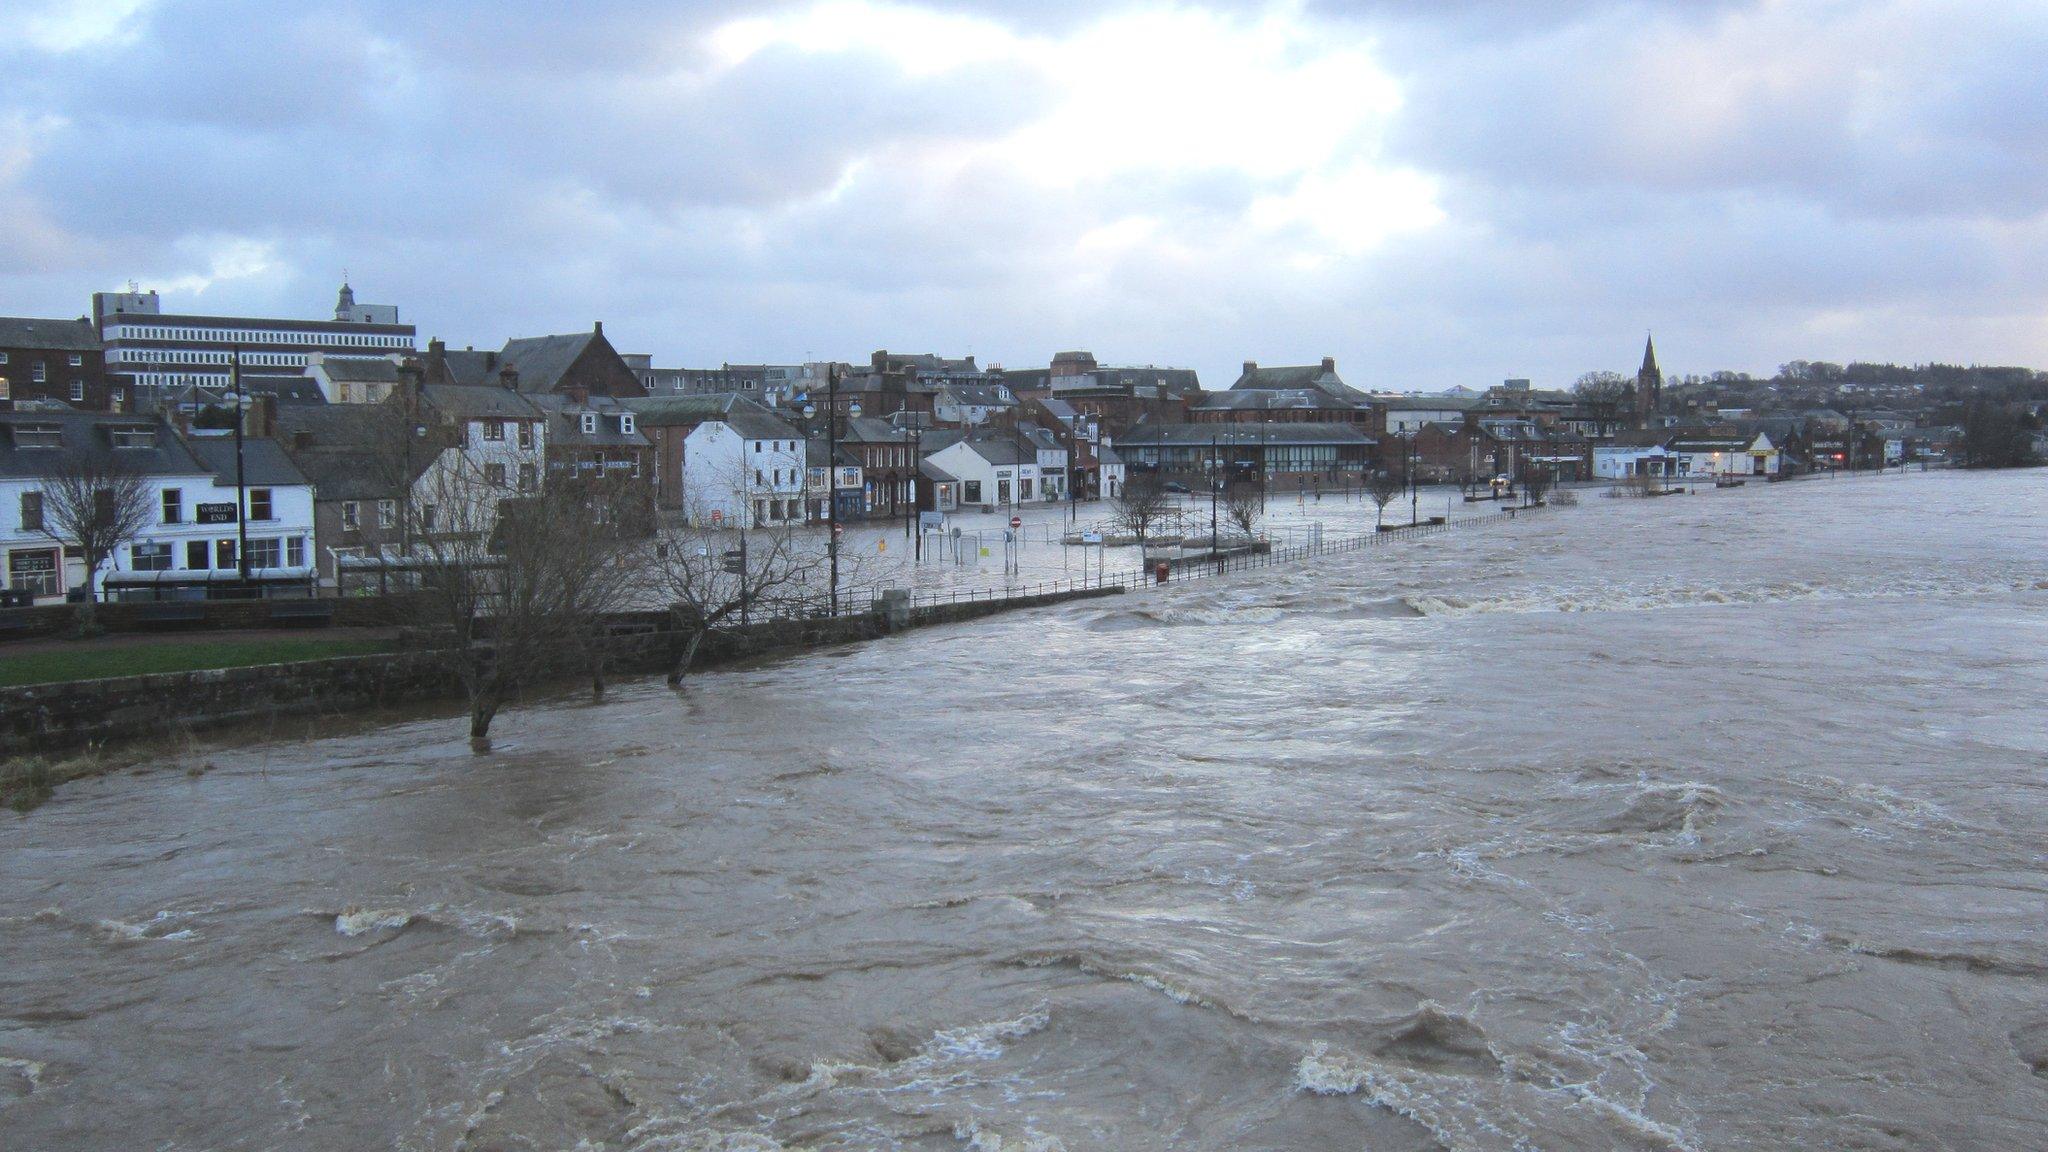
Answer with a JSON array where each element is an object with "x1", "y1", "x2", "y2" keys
[{"x1": 222, "y1": 347, "x2": 252, "y2": 587}]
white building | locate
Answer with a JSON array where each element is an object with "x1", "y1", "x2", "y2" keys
[
  {"x1": 1377, "y1": 394, "x2": 1476, "y2": 435},
  {"x1": 925, "y1": 434, "x2": 1043, "y2": 511},
  {"x1": 306, "y1": 353, "x2": 405, "y2": 404},
  {"x1": 681, "y1": 409, "x2": 808, "y2": 528},
  {"x1": 1666, "y1": 432, "x2": 1778, "y2": 477},
  {"x1": 1, "y1": 411, "x2": 316, "y2": 602},
  {"x1": 1018, "y1": 423, "x2": 1070, "y2": 502},
  {"x1": 931, "y1": 383, "x2": 1017, "y2": 427}
]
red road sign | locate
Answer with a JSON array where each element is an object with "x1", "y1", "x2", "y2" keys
[{"x1": 1010, "y1": 516, "x2": 1022, "y2": 528}]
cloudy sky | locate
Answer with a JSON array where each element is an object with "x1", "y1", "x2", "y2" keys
[{"x1": 3, "y1": 0, "x2": 2045, "y2": 390}]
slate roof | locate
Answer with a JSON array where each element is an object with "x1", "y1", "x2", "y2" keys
[
  {"x1": 965, "y1": 438, "x2": 1029, "y2": 466},
  {"x1": 421, "y1": 384, "x2": 541, "y2": 422},
  {"x1": 919, "y1": 459, "x2": 959, "y2": 484},
  {"x1": 938, "y1": 383, "x2": 1016, "y2": 408},
  {"x1": 1116, "y1": 422, "x2": 1375, "y2": 447},
  {"x1": 499, "y1": 332, "x2": 599, "y2": 393},
  {"x1": 622, "y1": 392, "x2": 780, "y2": 427},
  {"x1": 1193, "y1": 388, "x2": 1353, "y2": 412},
  {"x1": 0, "y1": 411, "x2": 204, "y2": 479},
  {"x1": 316, "y1": 358, "x2": 401, "y2": 383},
  {"x1": 183, "y1": 435, "x2": 312, "y2": 488},
  {"x1": 1376, "y1": 393, "x2": 1477, "y2": 411},
  {"x1": 435, "y1": 349, "x2": 501, "y2": 387},
  {"x1": 526, "y1": 394, "x2": 654, "y2": 447},
  {"x1": 0, "y1": 317, "x2": 99, "y2": 351}
]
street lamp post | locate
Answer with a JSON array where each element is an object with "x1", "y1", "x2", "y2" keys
[
  {"x1": 1209, "y1": 431, "x2": 1220, "y2": 572},
  {"x1": 802, "y1": 367, "x2": 858, "y2": 616},
  {"x1": 225, "y1": 347, "x2": 251, "y2": 586}
]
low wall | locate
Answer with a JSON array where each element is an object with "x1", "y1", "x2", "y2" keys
[
  {"x1": 0, "y1": 595, "x2": 420, "y2": 642},
  {"x1": 0, "y1": 651, "x2": 461, "y2": 757},
  {"x1": 0, "y1": 585, "x2": 1125, "y2": 757}
]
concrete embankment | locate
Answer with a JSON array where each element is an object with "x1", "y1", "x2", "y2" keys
[{"x1": 0, "y1": 586, "x2": 1124, "y2": 758}]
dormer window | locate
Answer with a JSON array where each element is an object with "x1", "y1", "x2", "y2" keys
[
  {"x1": 580, "y1": 412, "x2": 598, "y2": 435},
  {"x1": 620, "y1": 413, "x2": 636, "y2": 435}
]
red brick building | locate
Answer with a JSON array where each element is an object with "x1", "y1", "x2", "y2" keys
[{"x1": 0, "y1": 317, "x2": 112, "y2": 410}]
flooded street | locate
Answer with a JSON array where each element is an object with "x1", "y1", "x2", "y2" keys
[{"x1": 4, "y1": 470, "x2": 2046, "y2": 1150}]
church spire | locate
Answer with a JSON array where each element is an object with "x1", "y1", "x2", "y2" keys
[
  {"x1": 1640, "y1": 332, "x2": 1659, "y2": 378},
  {"x1": 334, "y1": 281, "x2": 357, "y2": 321}
]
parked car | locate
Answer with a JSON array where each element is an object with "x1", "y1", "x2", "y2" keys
[{"x1": 1161, "y1": 481, "x2": 1191, "y2": 495}]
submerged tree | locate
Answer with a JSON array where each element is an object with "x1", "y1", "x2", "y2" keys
[
  {"x1": 1108, "y1": 474, "x2": 1173, "y2": 547},
  {"x1": 404, "y1": 458, "x2": 640, "y2": 751},
  {"x1": 1521, "y1": 463, "x2": 1555, "y2": 506},
  {"x1": 1222, "y1": 482, "x2": 1262, "y2": 542},
  {"x1": 1366, "y1": 470, "x2": 1403, "y2": 529}
]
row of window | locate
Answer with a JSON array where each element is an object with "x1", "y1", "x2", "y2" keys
[
  {"x1": 109, "y1": 326, "x2": 410, "y2": 349},
  {"x1": 13, "y1": 488, "x2": 279, "y2": 534},
  {"x1": 480, "y1": 420, "x2": 538, "y2": 448},
  {"x1": 110, "y1": 349, "x2": 305, "y2": 367},
  {"x1": 127, "y1": 536, "x2": 306, "y2": 572},
  {"x1": 751, "y1": 498, "x2": 804, "y2": 524},
  {"x1": 0, "y1": 353, "x2": 85, "y2": 370},
  {"x1": 0, "y1": 380, "x2": 96, "y2": 403},
  {"x1": 576, "y1": 412, "x2": 635, "y2": 435}
]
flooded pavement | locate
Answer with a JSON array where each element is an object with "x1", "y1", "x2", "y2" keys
[{"x1": 3, "y1": 470, "x2": 2046, "y2": 1150}]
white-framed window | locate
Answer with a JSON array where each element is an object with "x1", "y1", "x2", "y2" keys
[
  {"x1": 20, "y1": 490, "x2": 45, "y2": 532},
  {"x1": 518, "y1": 463, "x2": 536, "y2": 492},
  {"x1": 376, "y1": 499, "x2": 397, "y2": 529},
  {"x1": 485, "y1": 463, "x2": 507, "y2": 486},
  {"x1": 68, "y1": 353, "x2": 83, "y2": 367},
  {"x1": 162, "y1": 488, "x2": 183, "y2": 523},
  {"x1": 517, "y1": 422, "x2": 533, "y2": 450},
  {"x1": 131, "y1": 541, "x2": 173, "y2": 571},
  {"x1": 248, "y1": 487, "x2": 274, "y2": 521},
  {"x1": 580, "y1": 413, "x2": 598, "y2": 435},
  {"x1": 286, "y1": 536, "x2": 306, "y2": 568},
  {"x1": 620, "y1": 413, "x2": 636, "y2": 435},
  {"x1": 245, "y1": 538, "x2": 282, "y2": 568},
  {"x1": 32, "y1": 361, "x2": 47, "y2": 383},
  {"x1": 483, "y1": 419, "x2": 505, "y2": 441},
  {"x1": 341, "y1": 501, "x2": 360, "y2": 530}
]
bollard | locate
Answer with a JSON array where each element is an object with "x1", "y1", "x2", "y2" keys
[{"x1": 1155, "y1": 562, "x2": 1170, "y2": 585}]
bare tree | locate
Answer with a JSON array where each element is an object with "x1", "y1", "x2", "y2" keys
[
  {"x1": 36, "y1": 448, "x2": 155, "y2": 632},
  {"x1": 1573, "y1": 371, "x2": 1634, "y2": 435},
  {"x1": 1366, "y1": 470, "x2": 1403, "y2": 529},
  {"x1": 1222, "y1": 482, "x2": 1262, "y2": 542},
  {"x1": 1108, "y1": 473, "x2": 1172, "y2": 546},
  {"x1": 646, "y1": 522, "x2": 828, "y2": 686},
  {"x1": 403, "y1": 457, "x2": 635, "y2": 751},
  {"x1": 1521, "y1": 462, "x2": 1555, "y2": 506}
]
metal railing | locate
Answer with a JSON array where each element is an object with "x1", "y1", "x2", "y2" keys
[{"x1": 755, "y1": 503, "x2": 1550, "y2": 620}]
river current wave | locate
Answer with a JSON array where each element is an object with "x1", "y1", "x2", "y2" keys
[{"x1": 2, "y1": 470, "x2": 2045, "y2": 1149}]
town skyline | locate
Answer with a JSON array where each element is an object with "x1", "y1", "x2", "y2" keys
[{"x1": 6, "y1": 1, "x2": 2048, "y2": 389}]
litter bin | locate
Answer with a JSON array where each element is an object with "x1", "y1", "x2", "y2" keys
[{"x1": 1154, "y1": 562, "x2": 1170, "y2": 585}]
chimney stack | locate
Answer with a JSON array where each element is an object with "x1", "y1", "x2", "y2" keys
[
  {"x1": 499, "y1": 364, "x2": 519, "y2": 391},
  {"x1": 1242, "y1": 360, "x2": 1258, "y2": 377},
  {"x1": 1321, "y1": 357, "x2": 1336, "y2": 375},
  {"x1": 593, "y1": 320, "x2": 603, "y2": 336}
]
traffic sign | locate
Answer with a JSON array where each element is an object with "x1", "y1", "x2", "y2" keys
[{"x1": 1010, "y1": 516, "x2": 1022, "y2": 528}]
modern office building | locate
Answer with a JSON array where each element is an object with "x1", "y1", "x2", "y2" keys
[{"x1": 94, "y1": 283, "x2": 415, "y2": 399}]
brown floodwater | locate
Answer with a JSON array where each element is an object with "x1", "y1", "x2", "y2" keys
[{"x1": 3, "y1": 470, "x2": 2045, "y2": 1150}]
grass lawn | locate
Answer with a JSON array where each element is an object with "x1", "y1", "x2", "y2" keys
[{"x1": 0, "y1": 637, "x2": 398, "y2": 688}]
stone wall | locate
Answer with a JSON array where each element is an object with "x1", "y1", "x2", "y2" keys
[
  {"x1": 0, "y1": 586, "x2": 1125, "y2": 757},
  {"x1": 0, "y1": 595, "x2": 421, "y2": 642}
]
